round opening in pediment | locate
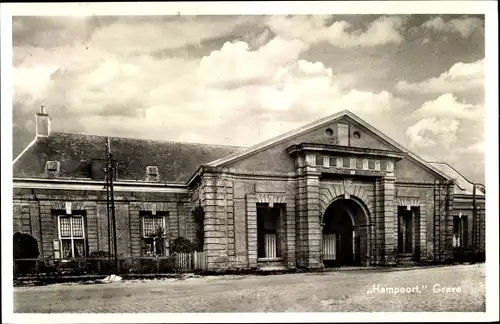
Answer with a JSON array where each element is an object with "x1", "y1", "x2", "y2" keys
[{"x1": 325, "y1": 128, "x2": 334, "y2": 136}]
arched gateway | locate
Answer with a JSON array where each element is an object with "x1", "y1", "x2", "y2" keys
[{"x1": 321, "y1": 197, "x2": 370, "y2": 266}]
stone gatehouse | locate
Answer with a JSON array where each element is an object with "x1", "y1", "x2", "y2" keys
[{"x1": 13, "y1": 107, "x2": 486, "y2": 271}]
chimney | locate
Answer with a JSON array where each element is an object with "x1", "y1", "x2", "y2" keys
[{"x1": 36, "y1": 106, "x2": 51, "y2": 137}]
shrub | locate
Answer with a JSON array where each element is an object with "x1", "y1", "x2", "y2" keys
[
  {"x1": 38, "y1": 258, "x2": 59, "y2": 275},
  {"x1": 159, "y1": 256, "x2": 176, "y2": 273},
  {"x1": 139, "y1": 258, "x2": 157, "y2": 273},
  {"x1": 170, "y1": 237, "x2": 194, "y2": 254},
  {"x1": 121, "y1": 258, "x2": 141, "y2": 274},
  {"x1": 89, "y1": 251, "x2": 110, "y2": 258},
  {"x1": 88, "y1": 251, "x2": 112, "y2": 274},
  {"x1": 472, "y1": 252, "x2": 485, "y2": 263}
]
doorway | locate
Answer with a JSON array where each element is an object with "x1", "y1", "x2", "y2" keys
[
  {"x1": 322, "y1": 198, "x2": 368, "y2": 266},
  {"x1": 257, "y1": 203, "x2": 282, "y2": 259}
]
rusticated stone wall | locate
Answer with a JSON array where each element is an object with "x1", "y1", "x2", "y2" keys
[{"x1": 13, "y1": 188, "x2": 193, "y2": 259}]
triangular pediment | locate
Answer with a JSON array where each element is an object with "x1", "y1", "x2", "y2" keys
[{"x1": 206, "y1": 110, "x2": 450, "y2": 180}]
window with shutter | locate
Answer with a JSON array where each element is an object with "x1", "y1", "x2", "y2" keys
[{"x1": 58, "y1": 215, "x2": 86, "y2": 258}]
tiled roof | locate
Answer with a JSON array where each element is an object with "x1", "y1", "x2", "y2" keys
[
  {"x1": 13, "y1": 132, "x2": 244, "y2": 183},
  {"x1": 427, "y1": 162, "x2": 485, "y2": 196}
]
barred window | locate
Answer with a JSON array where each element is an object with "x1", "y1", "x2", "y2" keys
[
  {"x1": 142, "y1": 216, "x2": 166, "y2": 256},
  {"x1": 453, "y1": 215, "x2": 468, "y2": 248},
  {"x1": 58, "y1": 215, "x2": 86, "y2": 258},
  {"x1": 143, "y1": 217, "x2": 165, "y2": 237}
]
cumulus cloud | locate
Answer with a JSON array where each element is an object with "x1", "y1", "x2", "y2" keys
[
  {"x1": 266, "y1": 15, "x2": 406, "y2": 48},
  {"x1": 421, "y1": 16, "x2": 484, "y2": 38},
  {"x1": 11, "y1": 15, "x2": 485, "y2": 183},
  {"x1": 198, "y1": 37, "x2": 307, "y2": 88},
  {"x1": 396, "y1": 59, "x2": 484, "y2": 93},
  {"x1": 407, "y1": 117, "x2": 461, "y2": 149},
  {"x1": 13, "y1": 28, "x2": 407, "y2": 147},
  {"x1": 412, "y1": 93, "x2": 483, "y2": 121}
]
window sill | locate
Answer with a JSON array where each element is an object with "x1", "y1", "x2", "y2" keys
[{"x1": 257, "y1": 257, "x2": 283, "y2": 262}]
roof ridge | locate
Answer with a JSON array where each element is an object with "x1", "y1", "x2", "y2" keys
[
  {"x1": 206, "y1": 109, "x2": 351, "y2": 167},
  {"x1": 204, "y1": 110, "x2": 452, "y2": 181},
  {"x1": 427, "y1": 161, "x2": 482, "y2": 186},
  {"x1": 50, "y1": 131, "x2": 247, "y2": 149}
]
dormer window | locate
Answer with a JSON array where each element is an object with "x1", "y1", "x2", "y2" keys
[
  {"x1": 146, "y1": 166, "x2": 160, "y2": 182},
  {"x1": 46, "y1": 161, "x2": 60, "y2": 172},
  {"x1": 147, "y1": 166, "x2": 159, "y2": 176},
  {"x1": 45, "y1": 160, "x2": 60, "y2": 178}
]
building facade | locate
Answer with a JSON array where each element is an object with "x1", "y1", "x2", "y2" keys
[{"x1": 13, "y1": 107, "x2": 486, "y2": 271}]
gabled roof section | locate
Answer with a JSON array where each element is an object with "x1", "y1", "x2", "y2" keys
[
  {"x1": 206, "y1": 110, "x2": 452, "y2": 180},
  {"x1": 13, "y1": 132, "x2": 244, "y2": 183},
  {"x1": 428, "y1": 162, "x2": 485, "y2": 196}
]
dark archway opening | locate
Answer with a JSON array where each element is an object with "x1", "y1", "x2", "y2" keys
[
  {"x1": 13, "y1": 232, "x2": 40, "y2": 275},
  {"x1": 322, "y1": 198, "x2": 368, "y2": 267}
]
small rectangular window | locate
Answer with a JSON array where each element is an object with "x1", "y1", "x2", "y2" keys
[
  {"x1": 368, "y1": 160, "x2": 375, "y2": 170},
  {"x1": 316, "y1": 155, "x2": 324, "y2": 166},
  {"x1": 362, "y1": 159, "x2": 369, "y2": 170},
  {"x1": 343, "y1": 157, "x2": 350, "y2": 168}
]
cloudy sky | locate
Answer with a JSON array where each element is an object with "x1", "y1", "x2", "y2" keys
[{"x1": 12, "y1": 14, "x2": 485, "y2": 183}]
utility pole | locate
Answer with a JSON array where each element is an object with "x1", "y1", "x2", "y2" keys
[
  {"x1": 472, "y1": 183, "x2": 477, "y2": 253},
  {"x1": 104, "y1": 138, "x2": 119, "y2": 274},
  {"x1": 105, "y1": 139, "x2": 112, "y2": 274},
  {"x1": 109, "y1": 153, "x2": 118, "y2": 274}
]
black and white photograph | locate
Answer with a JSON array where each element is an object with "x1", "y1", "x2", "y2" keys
[{"x1": 1, "y1": 1, "x2": 498, "y2": 323}]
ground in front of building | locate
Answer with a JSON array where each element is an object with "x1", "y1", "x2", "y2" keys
[{"x1": 13, "y1": 264, "x2": 485, "y2": 313}]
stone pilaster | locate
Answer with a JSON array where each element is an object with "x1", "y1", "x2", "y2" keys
[
  {"x1": 221, "y1": 174, "x2": 235, "y2": 259},
  {"x1": 479, "y1": 207, "x2": 485, "y2": 254},
  {"x1": 373, "y1": 179, "x2": 384, "y2": 265},
  {"x1": 442, "y1": 180, "x2": 455, "y2": 261},
  {"x1": 295, "y1": 176, "x2": 308, "y2": 268},
  {"x1": 295, "y1": 155, "x2": 323, "y2": 269},
  {"x1": 285, "y1": 179, "x2": 297, "y2": 268},
  {"x1": 433, "y1": 179, "x2": 452, "y2": 262},
  {"x1": 246, "y1": 194, "x2": 258, "y2": 268},
  {"x1": 304, "y1": 173, "x2": 323, "y2": 268},
  {"x1": 382, "y1": 177, "x2": 396, "y2": 265},
  {"x1": 202, "y1": 173, "x2": 230, "y2": 270},
  {"x1": 419, "y1": 204, "x2": 427, "y2": 261}
]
